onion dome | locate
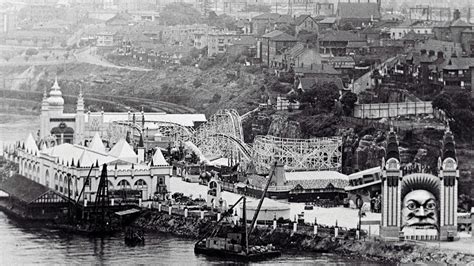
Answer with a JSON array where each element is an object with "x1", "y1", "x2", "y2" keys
[{"x1": 47, "y1": 77, "x2": 64, "y2": 107}]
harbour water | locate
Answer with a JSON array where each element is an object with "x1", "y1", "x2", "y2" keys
[{"x1": 0, "y1": 114, "x2": 372, "y2": 265}]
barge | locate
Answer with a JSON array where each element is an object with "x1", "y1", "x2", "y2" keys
[{"x1": 194, "y1": 162, "x2": 282, "y2": 261}]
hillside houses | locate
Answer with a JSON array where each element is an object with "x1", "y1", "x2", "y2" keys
[
  {"x1": 318, "y1": 30, "x2": 367, "y2": 56},
  {"x1": 258, "y1": 30, "x2": 298, "y2": 66}
]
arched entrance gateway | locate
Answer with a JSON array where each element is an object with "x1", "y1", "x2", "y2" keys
[
  {"x1": 380, "y1": 129, "x2": 458, "y2": 241},
  {"x1": 51, "y1": 122, "x2": 74, "y2": 144}
]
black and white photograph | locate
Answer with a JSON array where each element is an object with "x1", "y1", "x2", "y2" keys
[{"x1": 0, "y1": 0, "x2": 473, "y2": 264}]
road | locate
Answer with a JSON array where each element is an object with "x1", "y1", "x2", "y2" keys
[
  {"x1": 74, "y1": 46, "x2": 151, "y2": 72},
  {"x1": 0, "y1": 45, "x2": 151, "y2": 72}
]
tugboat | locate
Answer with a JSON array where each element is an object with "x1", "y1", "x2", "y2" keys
[{"x1": 194, "y1": 162, "x2": 281, "y2": 261}]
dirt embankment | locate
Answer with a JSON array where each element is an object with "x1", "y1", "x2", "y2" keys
[
  {"x1": 0, "y1": 61, "x2": 265, "y2": 116},
  {"x1": 133, "y1": 210, "x2": 474, "y2": 264}
]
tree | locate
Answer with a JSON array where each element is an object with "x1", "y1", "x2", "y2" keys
[
  {"x1": 208, "y1": 13, "x2": 238, "y2": 31},
  {"x1": 432, "y1": 93, "x2": 453, "y2": 115},
  {"x1": 43, "y1": 54, "x2": 49, "y2": 61},
  {"x1": 278, "y1": 70, "x2": 295, "y2": 84},
  {"x1": 25, "y1": 48, "x2": 39, "y2": 56},
  {"x1": 341, "y1": 91, "x2": 358, "y2": 116},
  {"x1": 302, "y1": 82, "x2": 340, "y2": 111},
  {"x1": 60, "y1": 41, "x2": 67, "y2": 48},
  {"x1": 63, "y1": 53, "x2": 69, "y2": 60},
  {"x1": 159, "y1": 3, "x2": 202, "y2": 26},
  {"x1": 179, "y1": 56, "x2": 193, "y2": 66},
  {"x1": 341, "y1": 22, "x2": 355, "y2": 31},
  {"x1": 24, "y1": 55, "x2": 30, "y2": 62}
]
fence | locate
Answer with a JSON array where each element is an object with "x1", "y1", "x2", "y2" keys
[
  {"x1": 341, "y1": 116, "x2": 445, "y2": 132},
  {"x1": 276, "y1": 96, "x2": 300, "y2": 111},
  {"x1": 354, "y1": 101, "x2": 433, "y2": 119},
  {"x1": 150, "y1": 202, "x2": 218, "y2": 219}
]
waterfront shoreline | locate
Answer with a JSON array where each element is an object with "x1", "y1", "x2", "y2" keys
[{"x1": 132, "y1": 210, "x2": 474, "y2": 264}]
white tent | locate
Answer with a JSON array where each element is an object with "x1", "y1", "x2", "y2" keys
[
  {"x1": 89, "y1": 132, "x2": 106, "y2": 153},
  {"x1": 109, "y1": 138, "x2": 138, "y2": 164},
  {"x1": 24, "y1": 133, "x2": 39, "y2": 154},
  {"x1": 152, "y1": 148, "x2": 168, "y2": 166}
]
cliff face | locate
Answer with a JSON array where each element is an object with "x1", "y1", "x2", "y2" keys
[
  {"x1": 267, "y1": 115, "x2": 302, "y2": 139},
  {"x1": 353, "y1": 134, "x2": 386, "y2": 172}
]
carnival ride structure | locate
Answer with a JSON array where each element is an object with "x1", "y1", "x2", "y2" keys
[{"x1": 106, "y1": 109, "x2": 342, "y2": 175}]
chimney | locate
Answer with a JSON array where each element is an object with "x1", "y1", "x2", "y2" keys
[{"x1": 437, "y1": 51, "x2": 444, "y2": 59}]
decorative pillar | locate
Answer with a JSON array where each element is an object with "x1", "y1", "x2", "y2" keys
[{"x1": 380, "y1": 129, "x2": 402, "y2": 239}]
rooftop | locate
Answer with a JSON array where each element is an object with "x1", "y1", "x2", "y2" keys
[
  {"x1": 319, "y1": 30, "x2": 365, "y2": 42},
  {"x1": 299, "y1": 77, "x2": 344, "y2": 91},
  {"x1": 262, "y1": 30, "x2": 297, "y2": 42},
  {"x1": 0, "y1": 174, "x2": 53, "y2": 204},
  {"x1": 348, "y1": 166, "x2": 381, "y2": 180},
  {"x1": 286, "y1": 170, "x2": 349, "y2": 190},
  {"x1": 294, "y1": 64, "x2": 340, "y2": 75},
  {"x1": 319, "y1": 17, "x2": 337, "y2": 24},
  {"x1": 252, "y1": 13, "x2": 284, "y2": 21},
  {"x1": 294, "y1": 15, "x2": 314, "y2": 26},
  {"x1": 444, "y1": 57, "x2": 474, "y2": 70},
  {"x1": 337, "y1": 2, "x2": 381, "y2": 20}
]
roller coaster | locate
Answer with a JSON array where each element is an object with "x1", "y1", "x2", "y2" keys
[{"x1": 108, "y1": 109, "x2": 342, "y2": 175}]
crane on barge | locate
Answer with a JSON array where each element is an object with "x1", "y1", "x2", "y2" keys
[{"x1": 194, "y1": 162, "x2": 280, "y2": 261}]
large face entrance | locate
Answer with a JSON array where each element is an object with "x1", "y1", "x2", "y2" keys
[{"x1": 51, "y1": 122, "x2": 74, "y2": 144}]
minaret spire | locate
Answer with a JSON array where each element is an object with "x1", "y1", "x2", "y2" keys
[
  {"x1": 77, "y1": 87, "x2": 84, "y2": 113},
  {"x1": 52, "y1": 76, "x2": 60, "y2": 91}
]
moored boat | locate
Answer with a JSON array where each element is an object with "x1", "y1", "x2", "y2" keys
[{"x1": 194, "y1": 162, "x2": 282, "y2": 261}]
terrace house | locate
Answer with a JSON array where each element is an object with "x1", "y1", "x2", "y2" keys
[
  {"x1": 318, "y1": 30, "x2": 367, "y2": 56},
  {"x1": 258, "y1": 30, "x2": 298, "y2": 66}
]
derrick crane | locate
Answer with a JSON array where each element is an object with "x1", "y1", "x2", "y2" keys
[{"x1": 94, "y1": 164, "x2": 110, "y2": 228}]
